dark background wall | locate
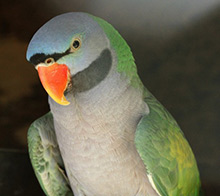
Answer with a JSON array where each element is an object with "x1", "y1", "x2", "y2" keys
[{"x1": 0, "y1": 0, "x2": 219, "y2": 195}]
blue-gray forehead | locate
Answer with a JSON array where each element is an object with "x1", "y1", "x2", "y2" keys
[{"x1": 26, "y1": 12, "x2": 96, "y2": 61}]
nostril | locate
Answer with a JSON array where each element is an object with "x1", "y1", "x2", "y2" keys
[
  {"x1": 46, "y1": 59, "x2": 52, "y2": 64},
  {"x1": 45, "y1": 58, "x2": 55, "y2": 65}
]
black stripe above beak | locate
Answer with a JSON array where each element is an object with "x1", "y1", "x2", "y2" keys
[{"x1": 29, "y1": 48, "x2": 71, "y2": 65}]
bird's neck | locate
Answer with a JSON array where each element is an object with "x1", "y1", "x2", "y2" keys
[
  {"x1": 49, "y1": 72, "x2": 148, "y2": 141},
  {"x1": 49, "y1": 58, "x2": 148, "y2": 133}
]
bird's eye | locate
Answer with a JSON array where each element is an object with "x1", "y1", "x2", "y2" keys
[
  {"x1": 71, "y1": 38, "x2": 81, "y2": 52},
  {"x1": 45, "y1": 58, "x2": 55, "y2": 65}
]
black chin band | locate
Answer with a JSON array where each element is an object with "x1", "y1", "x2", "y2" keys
[{"x1": 71, "y1": 48, "x2": 112, "y2": 93}]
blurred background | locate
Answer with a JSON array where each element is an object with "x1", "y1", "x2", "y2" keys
[{"x1": 0, "y1": 0, "x2": 219, "y2": 195}]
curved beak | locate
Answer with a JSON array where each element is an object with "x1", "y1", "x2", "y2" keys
[{"x1": 37, "y1": 63, "x2": 70, "y2": 105}]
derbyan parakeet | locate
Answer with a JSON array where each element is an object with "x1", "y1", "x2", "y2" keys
[{"x1": 26, "y1": 12, "x2": 201, "y2": 196}]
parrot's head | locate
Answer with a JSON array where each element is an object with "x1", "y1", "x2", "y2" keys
[{"x1": 26, "y1": 12, "x2": 112, "y2": 106}]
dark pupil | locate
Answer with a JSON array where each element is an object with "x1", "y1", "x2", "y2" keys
[{"x1": 73, "y1": 40, "x2": 80, "y2": 48}]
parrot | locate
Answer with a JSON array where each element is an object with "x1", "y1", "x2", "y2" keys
[{"x1": 26, "y1": 12, "x2": 201, "y2": 196}]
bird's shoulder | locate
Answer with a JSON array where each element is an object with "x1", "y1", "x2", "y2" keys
[{"x1": 135, "y1": 92, "x2": 201, "y2": 196}]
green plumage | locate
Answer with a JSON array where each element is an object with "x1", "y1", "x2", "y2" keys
[
  {"x1": 28, "y1": 113, "x2": 73, "y2": 196},
  {"x1": 135, "y1": 93, "x2": 201, "y2": 196}
]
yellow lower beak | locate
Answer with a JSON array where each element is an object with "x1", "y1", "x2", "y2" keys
[{"x1": 37, "y1": 63, "x2": 70, "y2": 105}]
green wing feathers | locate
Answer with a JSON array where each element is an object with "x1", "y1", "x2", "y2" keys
[
  {"x1": 135, "y1": 93, "x2": 201, "y2": 196},
  {"x1": 28, "y1": 112, "x2": 73, "y2": 196}
]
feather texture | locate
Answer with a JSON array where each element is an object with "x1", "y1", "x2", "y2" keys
[
  {"x1": 28, "y1": 112, "x2": 73, "y2": 196},
  {"x1": 135, "y1": 93, "x2": 201, "y2": 196}
]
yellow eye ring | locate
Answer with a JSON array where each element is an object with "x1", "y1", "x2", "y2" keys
[{"x1": 70, "y1": 38, "x2": 81, "y2": 52}]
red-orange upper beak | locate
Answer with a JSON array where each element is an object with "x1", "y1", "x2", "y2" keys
[{"x1": 37, "y1": 63, "x2": 70, "y2": 105}]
